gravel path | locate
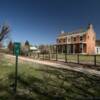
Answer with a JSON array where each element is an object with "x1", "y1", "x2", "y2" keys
[{"x1": 5, "y1": 54, "x2": 100, "y2": 77}]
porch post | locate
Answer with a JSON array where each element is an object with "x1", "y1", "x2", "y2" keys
[
  {"x1": 82, "y1": 43, "x2": 83, "y2": 54},
  {"x1": 56, "y1": 45, "x2": 58, "y2": 61},
  {"x1": 62, "y1": 45, "x2": 63, "y2": 54},
  {"x1": 73, "y1": 44, "x2": 75, "y2": 54}
]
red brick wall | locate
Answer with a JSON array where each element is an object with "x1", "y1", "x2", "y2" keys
[
  {"x1": 86, "y1": 25, "x2": 96, "y2": 54},
  {"x1": 56, "y1": 24, "x2": 96, "y2": 54}
]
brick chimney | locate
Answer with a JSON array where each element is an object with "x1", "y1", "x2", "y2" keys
[{"x1": 87, "y1": 24, "x2": 93, "y2": 30}]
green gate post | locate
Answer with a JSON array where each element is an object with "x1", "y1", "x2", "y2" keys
[{"x1": 13, "y1": 42, "x2": 20, "y2": 94}]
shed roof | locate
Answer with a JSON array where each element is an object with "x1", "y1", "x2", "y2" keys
[{"x1": 30, "y1": 46, "x2": 37, "y2": 50}]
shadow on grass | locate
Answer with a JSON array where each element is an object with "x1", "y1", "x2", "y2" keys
[
  {"x1": 8, "y1": 72, "x2": 66, "y2": 100},
  {"x1": 0, "y1": 66, "x2": 100, "y2": 100},
  {"x1": 36, "y1": 67, "x2": 100, "y2": 98}
]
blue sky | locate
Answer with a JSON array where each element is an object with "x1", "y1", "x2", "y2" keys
[{"x1": 0, "y1": 0, "x2": 100, "y2": 45}]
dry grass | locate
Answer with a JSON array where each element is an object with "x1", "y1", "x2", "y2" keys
[{"x1": 0, "y1": 56, "x2": 100, "y2": 100}]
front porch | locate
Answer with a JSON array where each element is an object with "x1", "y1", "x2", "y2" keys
[{"x1": 56, "y1": 43, "x2": 87, "y2": 54}]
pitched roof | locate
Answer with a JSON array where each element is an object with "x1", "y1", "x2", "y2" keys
[
  {"x1": 30, "y1": 46, "x2": 37, "y2": 50},
  {"x1": 58, "y1": 28, "x2": 87, "y2": 37}
]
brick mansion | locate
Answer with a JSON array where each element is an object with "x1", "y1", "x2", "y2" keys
[{"x1": 56, "y1": 24, "x2": 96, "y2": 54}]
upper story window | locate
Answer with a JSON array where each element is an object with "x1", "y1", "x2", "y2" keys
[
  {"x1": 63, "y1": 39, "x2": 65, "y2": 42},
  {"x1": 83, "y1": 34, "x2": 86, "y2": 41},
  {"x1": 74, "y1": 37, "x2": 76, "y2": 41},
  {"x1": 80, "y1": 36, "x2": 83, "y2": 41}
]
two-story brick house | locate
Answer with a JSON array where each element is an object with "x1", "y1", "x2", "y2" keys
[{"x1": 56, "y1": 24, "x2": 96, "y2": 54}]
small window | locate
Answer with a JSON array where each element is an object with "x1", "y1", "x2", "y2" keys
[
  {"x1": 74, "y1": 37, "x2": 76, "y2": 41},
  {"x1": 63, "y1": 39, "x2": 65, "y2": 42},
  {"x1": 80, "y1": 36, "x2": 83, "y2": 41}
]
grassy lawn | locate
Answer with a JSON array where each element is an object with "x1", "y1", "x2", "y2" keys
[{"x1": 0, "y1": 55, "x2": 100, "y2": 100}]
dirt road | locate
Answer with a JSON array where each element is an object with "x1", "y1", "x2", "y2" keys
[{"x1": 5, "y1": 54, "x2": 100, "y2": 77}]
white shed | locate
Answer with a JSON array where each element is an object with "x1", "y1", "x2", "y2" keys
[
  {"x1": 95, "y1": 46, "x2": 100, "y2": 54},
  {"x1": 96, "y1": 40, "x2": 100, "y2": 54},
  {"x1": 30, "y1": 46, "x2": 37, "y2": 51}
]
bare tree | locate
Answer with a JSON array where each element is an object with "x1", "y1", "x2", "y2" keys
[
  {"x1": 39, "y1": 45, "x2": 50, "y2": 54},
  {"x1": 0, "y1": 24, "x2": 10, "y2": 42},
  {"x1": 0, "y1": 24, "x2": 10, "y2": 61}
]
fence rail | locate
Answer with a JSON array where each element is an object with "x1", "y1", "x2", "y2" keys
[
  {"x1": 31, "y1": 53, "x2": 100, "y2": 66},
  {"x1": 0, "y1": 48, "x2": 100, "y2": 66}
]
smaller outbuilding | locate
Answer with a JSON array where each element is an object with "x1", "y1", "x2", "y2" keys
[
  {"x1": 95, "y1": 40, "x2": 100, "y2": 54},
  {"x1": 30, "y1": 46, "x2": 37, "y2": 51},
  {"x1": 30, "y1": 46, "x2": 40, "y2": 53},
  {"x1": 29, "y1": 46, "x2": 40, "y2": 58}
]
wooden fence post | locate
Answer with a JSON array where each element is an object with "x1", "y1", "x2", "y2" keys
[
  {"x1": 43, "y1": 53, "x2": 44, "y2": 60},
  {"x1": 49, "y1": 53, "x2": 50, "y2": 60},
  {"x1": 77, "y1": 54, "x2": 79, "y2": 64},
  {"x1": 38, "y1": 53, "x2": 39, "y2": 59},
  {"x1": 65, "y1": 45, "x2": 67, "y2": 62},
  {"x1": 94, "y1": 55, "x2": 96, "y2": 66},
  {"x1": 56, "y1": 45, "x2": 58, "y2": 61}
]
